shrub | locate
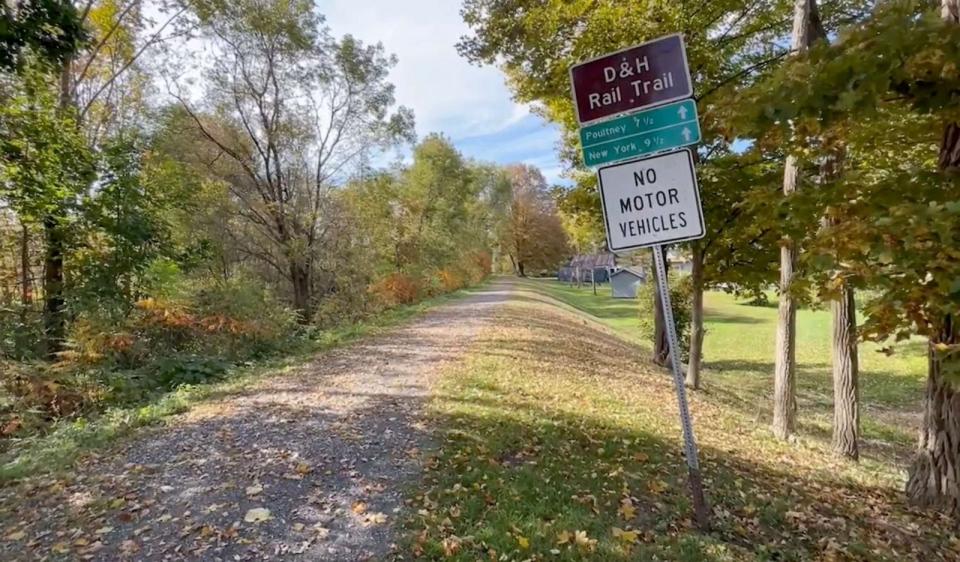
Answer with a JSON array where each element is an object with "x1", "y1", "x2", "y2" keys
[
  {"x1": 0, "y1": 361, "x2": 107, "y2": 432},
  {"x1": 468, "y1": 251, "x2": 492, "y2": 283},
  {"x1": 370, "y1": 273, "x2": 420, "y2": 306},
  {"x1": 438, "y1": 268, "x2": 465, "y2": 292},
  {"x1": 637, "y1": 275, "x2": 693, "y2": 362},
  {"x1": 64, "y1": 275, "x2": 300, "y2": 367}
]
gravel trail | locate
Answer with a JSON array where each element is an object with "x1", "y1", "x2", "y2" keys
[{"x1": 0, "y1": 280, "x2": 512, "y2": 561}]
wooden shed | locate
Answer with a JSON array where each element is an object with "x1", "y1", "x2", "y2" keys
[{"x1": 610, "y1": 267, "x2": 645, "y2": 298}]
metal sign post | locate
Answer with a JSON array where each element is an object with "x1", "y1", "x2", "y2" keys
[
  {"x1": 570, "y1": 32, "x2": 710, "y2": 530},
  {"x1": 652, "y1": 246, "x2": 709, "y2": 529}
]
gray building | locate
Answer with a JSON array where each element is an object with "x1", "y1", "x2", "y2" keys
[{"x1": 610, "y1": 267, "x2": 645, "y2": 298}]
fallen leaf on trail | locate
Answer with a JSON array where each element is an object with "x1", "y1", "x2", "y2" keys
[
  {"x1": 292, "y1": 523, "x2": 305, "y2": 532},
  {"x1": 352, "y1": 501, "x2": 367, "y2": 514},
  {"x1": 633, "y1": 452, "x2": 649, "y2": 463},
  {"x1": 51, "y1": 542, "x2": 70, "y2": 554},
  {"x1": 295, "y1": 462, "x2": 312, "y2": 475},
  {"x1": 516, "y1": 535, "x2": 530, "y2": 549},
  {"x1": 442, "y1": 535, "x2": 462, "y2": 556},
  {"x1": 574, "y1": 530, "x2": 597, "y2": 551},
  {"x1": 244, "y1": 508, "x2": 272, "y2": 524},
  {"x1": 246, "y1": 484, "x2": 263, "y2": 496},
  {"x1": 120, "y1": 540, "x2": 139, "y2": 555},
  {"x1": 556, "y1": 530, "x2": 572, "y2": 545},
  {"x1": 619, "y1": 498, "x2": 637, "y2": 520},
  {"x1": 313, "y1": 525, "x2": 330, "y2": 539},
  {"x1": 94, "y1": 526, "x2": 113, "y2": 535},
  {"x1": 365, "y1": 512, "x2": 387, "y2": 525},
  {"x1": 612, "y1": 527, "x2": 639, "y2": 543},
  {"x1": 4, "y1": 530, "x2": 25, "y2": 541}
]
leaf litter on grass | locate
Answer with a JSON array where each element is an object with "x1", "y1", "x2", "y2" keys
[{"x1": 404, "y1": 288, "x2": 957, "y2": 561}]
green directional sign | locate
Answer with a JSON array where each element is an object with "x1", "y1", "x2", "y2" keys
[{"x1": 579, "y1": 99, "x2": 700, "y2": 167}]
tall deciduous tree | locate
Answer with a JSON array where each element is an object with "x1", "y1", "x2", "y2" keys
[
  {"x1": 772, "y1": 0, "x2": 825, "y2": 441},
  {"x1": 734, "y1": 0, "x2": 960, "y2": 510},
  {"x1": 910, "y1": 0, "x2": 960, "y2": 513},
  {"x1": 173, "y1": 0, "x2": 413, "y2": 320},
  {"x1": 500, "y1": 165, "x2": 568, "y2": 277}
]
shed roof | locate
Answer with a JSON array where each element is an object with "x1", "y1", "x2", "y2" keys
[
  {"x1": 569, "y1": 253, "x2": 616, "y2": 269},
  {"x1": 611, "y1": 267, "x2": 644, "y2": 279}
]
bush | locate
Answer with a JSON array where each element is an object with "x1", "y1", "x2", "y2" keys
[
  {"x1": 370, "y1": 273, "x2": 420, "y2": 306},
  {"x1": 0, "y1": 361, "x2": 107, "y2": 435},
  {"x1": 637, "y1": 275, "x2": 693, "y2": 362},
  {"x1": 438, "y1": 268, "x2": 465, "y2": 292},
  {"x1": 64, "y1": 275, "x2": 300, "y2": 367}
]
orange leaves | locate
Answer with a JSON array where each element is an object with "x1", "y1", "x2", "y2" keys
[
  {"x1": 438, "y1": 268, "x2": 465, "y2": 292},
  {"x1": 369, "y1": 273, "x2": 420, "y2": 306}
]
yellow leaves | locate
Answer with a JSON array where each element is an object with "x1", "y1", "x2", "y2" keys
[
  {"x1": 574, "y1": 530, "x2": 597, "y2": 551},
  {"x1": 619, "y1": 497, "x2": 637, "y2": 520},
  {"x1": 243, "y1": 508, "x2": 272, "y2": 524},
  {"x1": 516, "y1": 534, "x2": 530, "y2": 549},
  {"x1": 4, "y1": 530, "x2": 26, "y2": 542},
  {"x1": 295, "y1": 462, "x2": 312, "y2": 475},
  {"x1": 633, "y1": 452, "x2": 650, "y2": 463},
  {"x1": 351, "y1": 501, "x2": 367, "y2": 515},
  {"x1": 648, "y1": 479, "x2": 668, "y2": 495},
  {"x1": 611, "y1": 526, "x2": 639, "y2": 544},
  {"x1": 245, "y1": 483, "x2": 263, "y2": 496},
  {"x1": 553, "y1": 530, "x2": 595, "y2": 552},
  {"x1": 363, "y1": 512, "x2": 387, "y2": 526}
]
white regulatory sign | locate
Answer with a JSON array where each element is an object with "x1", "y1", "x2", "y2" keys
[{"x1": 598, "y1": 149, "x2": 704, "y2": 252}]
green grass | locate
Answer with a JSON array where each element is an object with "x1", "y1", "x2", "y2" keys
[
  {"x1": 405, "y1": 279, "x2": 949, "y2": 561},
  {"x1": 524, "y1": 279, "x2": 926, "y2": 463},
  {"x1": 0, "y1": 284, "x2": 487, "y2": 483}
]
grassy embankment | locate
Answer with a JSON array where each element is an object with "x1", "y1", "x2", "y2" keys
[{"x1": 408, "y1": 278, "x2": 949, "y2": 561}]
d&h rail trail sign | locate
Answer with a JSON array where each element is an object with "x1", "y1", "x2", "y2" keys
[
  {"x1": 569, "y1": 33, "x2": 710, "y2": 530},
  {"x1": 569, "y1": 33, "x2": 692, "y2": 125},
  {"x1": 579, "y1": 99, "x2": 701, "y2": 167}
]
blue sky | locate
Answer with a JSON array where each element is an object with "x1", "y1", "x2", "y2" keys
[{"x1": 320, "y1": 0, "x2": 567, "y2": 184}]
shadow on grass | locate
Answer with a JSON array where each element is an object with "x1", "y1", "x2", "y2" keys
[
  {"x1": 700, "y1": 313, "x2": 766, "y2": 325},
  {"x1": 414, "y1": 386, "x2": 951, "y2": 562}
]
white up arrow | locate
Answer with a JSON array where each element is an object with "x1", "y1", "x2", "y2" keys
[
  {"x1": 681, "y1": 127, "x2": 692, "y2": 142},
  {"x1": 677, "y1": 105, "x2": 688, "y2": 120}
]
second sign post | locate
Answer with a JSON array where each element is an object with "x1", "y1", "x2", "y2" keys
[{"x1": 570, "y1": 33, "x2": 710, "y2": 529}]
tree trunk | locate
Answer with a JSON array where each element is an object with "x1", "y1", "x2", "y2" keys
[
  {"x1": 686, "y1": 246, "x2": 705, "y2": 389},
  {"x1": 19, "y1": 221, "x2": 31, "y2": 308},
  {"x1": 290, "y1": 261, "x2": 312, "y2": 323},
  {"x1": 518, "y1": 261, "x2": 526, "y2": 277},
  {"x1": 772, "y1": 0, "x2": 825, "y2": 440},
  {"x1": 831, "y1": 283, "x2": 859, "y2": 459},
  {"x1": 773, "y1": 231, "x2": 798, "y2": 439},
  {"x1": 906, "y1": 0, "x2": 960, "y2": 512},
  {"x1": 653, "y1": 247, "x2": 669, "y2": 367},
  {"x1": 42, "y1": 213, "x2": 66, "y2": 357},
  {"x1": 906, "y1": 316, "x2": 960, "y2": 515},
  {"x1": 41, "y1": 56, "x2": 74, "y2": 357}
]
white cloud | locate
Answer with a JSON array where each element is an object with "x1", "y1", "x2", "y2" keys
[{"x1": 319, "y1": 0, "x2": 562, "y2": 176}]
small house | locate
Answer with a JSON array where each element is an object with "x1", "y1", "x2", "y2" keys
[
  {"x1": 559, "y1": 253, "x2": 616, "y2": 283},
  {"x1": 610, "y1": 267, "x2": 645, "y2": 298}
]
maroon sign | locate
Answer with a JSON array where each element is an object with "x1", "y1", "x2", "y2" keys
[{"x1": 570, "y1": 34, "x2": 692, "y2": 125}]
